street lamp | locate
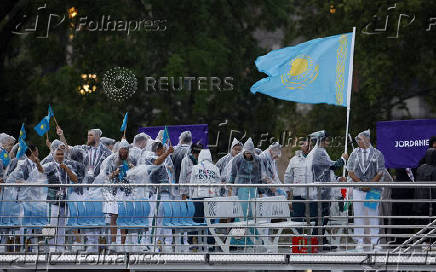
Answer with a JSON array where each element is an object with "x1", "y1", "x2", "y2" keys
[
  {"x1": 78, "y1": 74, "x2": 98, "y2": 95},
  {"x1": 68, "y1": 7, "x2": 78, "y2": 19}
]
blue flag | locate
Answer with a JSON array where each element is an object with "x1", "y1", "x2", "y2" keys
[
  {"x1": 120, "y1": 112, "x2": 128, "y2": 132},
  {"x1": 19, "y1": 123, "x2": 26, "y2": 140},
  {"x1": 0, "y1": 148, "x2": 10, "y2": 167},
  {"x1": 250, "y1": 31, "x2": 355, "y2": 107},
  {"x1": 48, "y1": 105, "x2": 55, "y2": 119},
  {"x1": 162, "y1": 126, "x2": 170, "y2": 145},
  {"x1": 118, "y1": 160, "x2": 129, "y2": 180},
  {"x1": 34, "y1": 116, "x2": 50, "y2": 136},
  {"x1": 16, "y1": 138, "x2": 27, "y2": 159}
]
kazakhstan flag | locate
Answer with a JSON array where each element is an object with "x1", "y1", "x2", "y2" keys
[
  {"x1": 250, "y1": 32, "x2": 354, "y2": 107},
  {"x1": 34, "y1": 116, "x2": 50, "y2": 136}
]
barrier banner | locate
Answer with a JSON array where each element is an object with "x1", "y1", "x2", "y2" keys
[
  {"x1": 376, "y1": 119, "x2": 436, "y2": 168},
  {"x1": 138, "y1": 124, "x2": 208, "y2": 147}
]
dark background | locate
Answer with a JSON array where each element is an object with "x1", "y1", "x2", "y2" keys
[{"x1": 1, "y1": 0, "x2": 435, "y2": 159}]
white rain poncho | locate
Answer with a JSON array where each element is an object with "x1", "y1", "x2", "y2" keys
[
  {"x1": 0, "y1": 133, "x2": 16, "y2": 149},
  {"x1": 41, "y1": 140, "x2": 65, "y2": 164},
  {"x1": 178, "y1": 153, "x2": 196, "y2": 196},
  {"x1": 309, "y1": 130, "x2": 346, "y2": 200},
  {"x1": 130, "y1": 133, "x2": 152, "y2": 165},
  {"x1": 99, "y1": 141, "x2": 137, "y2": 211},
  {"x1": 177, "y1": 131, "x2": 192, "y2": 146},
  {"x1": 259, "y1": 142, "x2": 283, "y2": 195},
  {"x1": 100, "y1": 137, "x2": 116, "y2": 150},
  {"x1": 143, "y1": 152, "x2": 172, "y2": 195},
  {"x1": 172, "y1": 131, "x2": 192, "y2": 184},
  {"x1": 68, "y1": 146, "x2": 87, "y2": 198},
  {"x1": 189, "y1": 149, "x2": 221, "y2": 198},
  {"x1": 284, "y1": 149, "x2": 316, "y2": 198},
  {"x1": 216, "y1": 138, "x2": 242, "y2": 177},
  {"x1": 2, "y1": 157, "x2": 48, "y2": 225},
  {"x1": 90, "y1": 128, "x2": 102, "y2": 140},
  {"x1": 155, "y1": 130, "x2": 165, "y2": 143},
  {"x1": 229, "y1": 138, "x2": 264, "y2": 195},
  {"x1": 0, "y1": 133, "x2": 15, "y2": 178},
  {"x1": 125, "y1": 165, "x2": 153, "y2": 199},
  {"x1": 222, "y1": 157, "x2": 234, "y2": 183},
  {"x1": 10, "y1": 143, "x2": 19, "y2": 159},
  {"x1": 347, "y1": 129, "x2": 385, "y2": 183},
  {"x1": 6, "y1": 158, "x2": 47, "y2": 201}
]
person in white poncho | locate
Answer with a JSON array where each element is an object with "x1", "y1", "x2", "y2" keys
[
  {"x1": 347, "y1": 129, "x2": 385, "y2": 252},
  {"x1": 188, "y1": 149, "x2": 220, "y2": 250},
  {"x1": 259, "y1": 142, "x2": 284, "y2": 196},
  {"x1": 103, "y1": 140, "x2": 136, "y2": 252},
  {"x1": 4, "y1": 144, "x2": 43, "y2": 252}
]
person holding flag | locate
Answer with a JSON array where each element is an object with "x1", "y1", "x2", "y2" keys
[
  {"x1": 0, "y1": 133, "x2": 15, "y2": 180},
  {"x1": 38, "y1": 144, "x2": 78, "y2": 252},
  {"x1": 104, "y1": 140, "x2": 136, "y2": 252},
  {"x1": 6, "y1": 144, "x2": 40, "y2": 252},
  {"x1": 310, "y1": 130, "x2": 348, "y2": 251},
  {"x1": 144, "y1": 141, "x2": 174, "y2": 252},
  {"x1": 3, "y1": 125, "x2": 27, "y2": 178}
]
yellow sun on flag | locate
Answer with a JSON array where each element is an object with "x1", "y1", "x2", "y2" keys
[
  {"x1": 3, "y1": 153, "x2": 8, "y2": 159},
  {"x1": 40, "y1": 124, "x2": 44, "y2": 129},
  {"x1": 289, "y1": 58, "x2": 308, "y2": 76},
  {"x1": 281, "y1": 55, "x2": 319, "y2": 90}
]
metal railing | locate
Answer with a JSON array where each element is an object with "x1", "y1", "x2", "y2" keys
[{"x1": 0, "y1": 182, "x2": 435, "y2": 270}]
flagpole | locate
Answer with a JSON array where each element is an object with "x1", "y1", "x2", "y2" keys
[
  {"x1": 342, "y1": 26, "x2": 356, "y2": 176},
  {"x1": 53, "y1": 116, "x2": 59, "y2": 128}
]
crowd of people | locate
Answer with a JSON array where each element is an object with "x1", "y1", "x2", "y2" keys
[{"x1": 0, "y1": 126, "x2": 435, "y2": 254}]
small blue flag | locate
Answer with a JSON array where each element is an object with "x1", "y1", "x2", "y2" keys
[
  {"x1": 118, "y1": 160, "x2": 129, "y2": 180},
  {"x1": 162, "y1": 126, "x2": 170, "y2": 145},
  {"x1": 120, "y1": 112, "x2": 128, "y2": 132},
  {"x1": 19, "y1": 123, "x2": 26, "y2": 141},
  {"x1": 16, "y1": 138, "x2": 27, "y2": 159},
  {"x1": 34, "y1": 116, "x2": 50, "y2": 136},
  {"x1": 0, "y1": 148, "x2": 10, "y2": 167},
  {"x1": 48, "y1": 105, "x2": 55, "y2": 119},
  {"x1": 250, "y1": 31, "x2": 355, "y2": 107}
]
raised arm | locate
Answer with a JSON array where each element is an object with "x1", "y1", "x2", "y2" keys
[{"x1": 153, "y1": 146, "x2": 174, "y2": 166}]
